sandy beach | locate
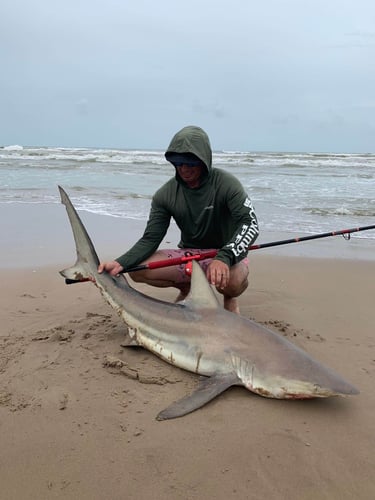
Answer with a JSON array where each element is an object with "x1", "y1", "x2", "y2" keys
[{"x1": 1, "y1": 205, "x2": 375, "y2": 499}]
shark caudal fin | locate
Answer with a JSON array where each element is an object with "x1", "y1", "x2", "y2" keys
[{"x1": 58, "y1": 186, "x2": 99, "y2": 282}]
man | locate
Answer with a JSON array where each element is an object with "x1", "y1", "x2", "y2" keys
[{"x1": 98, "y1": 125, "x2": 259, "y2": 314}]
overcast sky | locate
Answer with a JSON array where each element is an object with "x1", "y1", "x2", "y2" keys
[{"x1": 1, "y1": 0, "x2": 374, "y2": 152}]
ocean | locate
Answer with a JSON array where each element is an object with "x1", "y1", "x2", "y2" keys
[{"x1": 1, "y1": 145, "x2": 375, "y2": 241}]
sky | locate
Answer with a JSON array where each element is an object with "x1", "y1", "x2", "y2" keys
[{"x1": 1, "y1": 0, "x2": 374, "y2": 152}]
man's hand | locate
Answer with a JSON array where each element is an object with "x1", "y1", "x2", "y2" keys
[
  {"x1": 206, "y1": 260, "x2": 230, "y2": 290},
  {"x1": 98, "y1": 261, "x2": 124, "y2": 276}
]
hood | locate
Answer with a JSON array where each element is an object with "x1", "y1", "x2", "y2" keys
[{"x1": 165, "y1": 126, "x2": 212, "y2": 174}]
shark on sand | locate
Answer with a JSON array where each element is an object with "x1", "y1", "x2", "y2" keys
[{"x1": 58, "y1": 186, "x2": 359, "y2": 420}]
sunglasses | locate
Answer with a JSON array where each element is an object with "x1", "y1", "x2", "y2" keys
[{"x1": 173, "y1": 161, "x2": 203, "y2": 167}]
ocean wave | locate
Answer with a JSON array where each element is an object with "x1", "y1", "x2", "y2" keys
[
  {"x1": 2, "y1": 147, "x2": 375, "y2": 239},
  {"x1": 0, "y1": 147, "x2": 166, "y2": 165},
  {"x1": 2, "y1": 144, "x2": 24, "y2": 151},
  {"x1": 113, "y1": 192, "x2": 152, "y2": 200},
  {"x1": 304, "y1": 207, "x2": 375, "y2": 217},
  {"x1": 1, "y1": 148, "x2": 374, "y2": 171}
]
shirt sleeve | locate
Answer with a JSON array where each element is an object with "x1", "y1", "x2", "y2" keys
[
  {"x1": 115, "y1": 195, "x2": 171, "y2": 270},
  {"x1": 215, "y1": 177, "x2": 259, "y2": 266}
]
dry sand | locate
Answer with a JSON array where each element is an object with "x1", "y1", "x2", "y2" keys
[{"x1": 1, "y1": 206, "x2": 375, "y2": 499}]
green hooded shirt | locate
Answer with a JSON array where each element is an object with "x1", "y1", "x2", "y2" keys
[{"x1": 116, "y1": 126, "x2": 259, "y2": 269}]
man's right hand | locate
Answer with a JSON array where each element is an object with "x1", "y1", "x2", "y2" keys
[{"x1": 98, "y1": 261, "x2": 124, "y2": 276}]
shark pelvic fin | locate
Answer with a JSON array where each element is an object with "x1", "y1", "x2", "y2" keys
[
  {"x1": 156, "y1": 372, "x2": 241, "y2": 421},
  {"x1": 184, "y1": 260, "x2": 220, "y2": 310},
  {"x1": 120, "y1": 337, "x2": 142, "y2": 348}
]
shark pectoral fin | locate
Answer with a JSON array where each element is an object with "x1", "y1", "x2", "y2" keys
[{"x1": 156, "y1": 372, "x2": 241, "y2": 421}]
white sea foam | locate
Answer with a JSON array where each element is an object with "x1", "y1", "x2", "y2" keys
[
  {"x1": 1, "y1": 147, "x2": 375, "y2": 239},
  {"x1": 3, "y1": 144, "x2": 24, "y2": 151}
]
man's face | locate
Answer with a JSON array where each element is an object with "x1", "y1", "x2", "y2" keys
[{"x1": 176, "y1": 164, "x2": 204, "y2": 188}]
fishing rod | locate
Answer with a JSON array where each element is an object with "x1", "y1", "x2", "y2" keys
[
  {"x1": 65, "y1": 223, "x2": 375, "y2": 284},
  {"x1": 123, "y1": 223, "x2": 375, "y2": 272}
]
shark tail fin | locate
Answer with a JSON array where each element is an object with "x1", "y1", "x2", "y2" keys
[{"x1": 58, "y1": 185, "x2": 100, "y2": 282}]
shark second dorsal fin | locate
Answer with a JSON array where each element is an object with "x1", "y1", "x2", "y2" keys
[{"x1": 184, "y1": 260, "x2": 220, "y2": 310}]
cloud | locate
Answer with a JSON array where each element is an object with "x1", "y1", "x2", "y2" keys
[
  {"x1": 192, "y1": 100, "x2": 227, "y2": 119},
  {"x1": 0, "y1": 0, "x2": 374, "y2": 151}
]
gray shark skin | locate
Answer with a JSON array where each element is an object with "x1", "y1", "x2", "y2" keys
[{"x1": 58, "y1": 186, "x2": 359, "y2": 420}]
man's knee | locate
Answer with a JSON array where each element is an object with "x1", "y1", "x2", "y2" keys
[
  {"x1": 219, "y1": 276, "x2": 248, "y2": 298},
  {"x1": 227, "y1": 262, "x2": 249, "y2": 295},
  {"x1": 236, "y1": 276, "x2": 249, "y2": 296}
]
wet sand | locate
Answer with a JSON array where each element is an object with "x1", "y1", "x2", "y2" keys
[{"x1": 1, "y1": 204, "x2": 374, "y2": 499}]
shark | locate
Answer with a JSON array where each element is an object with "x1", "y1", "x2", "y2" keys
[{"x1": 58, "y1": 186, "x2": 359, "y2": 420}]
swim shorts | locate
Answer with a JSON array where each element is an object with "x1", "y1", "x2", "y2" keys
[{"x1": 158, "y1": 248, "x2": 249, "y2": 284}]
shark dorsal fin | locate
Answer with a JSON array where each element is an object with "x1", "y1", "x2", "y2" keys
[{"x1": 185, "y1": 260, "x2": 220, "y2": 309}]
